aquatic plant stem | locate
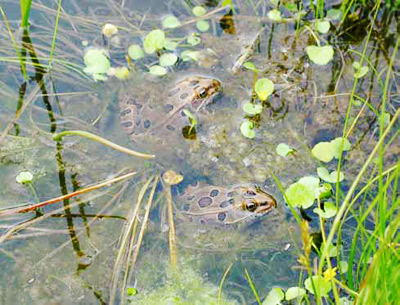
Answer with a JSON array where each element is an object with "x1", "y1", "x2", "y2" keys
[
  {"x1": 20, "y1": 0, "x2": 32, "y2": 28},
  {"x1": 0, "y1": 7, "x2": 27, "y2": 80},
  {"x1": 0, "y1": 171, "x2": 137, "y2": 216},
  {"x1": 165, "y1": 182, "x2": 178, "y2": 268},
  {"x1": 244, "y1": 268, "x2": 261, "y2": 305},
  {"x1": 48, "y1": 0, "x2": 62, "y2": 67},
  {"x1": 53, "y1": 130, "x2": 156, "y2": 159},
  {"x1": 218, "y1": 262, "x2": 234, "y2": 305}
]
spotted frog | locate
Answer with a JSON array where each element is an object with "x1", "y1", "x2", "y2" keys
[{"x1": 119, "y1": 76, "x2": 277, "y2": 225}]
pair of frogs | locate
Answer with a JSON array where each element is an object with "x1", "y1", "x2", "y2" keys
[{"x1": 119, "y1": 76, "x2": 276, "y2": 225}]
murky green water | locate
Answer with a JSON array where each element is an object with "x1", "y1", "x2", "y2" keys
[{"x1": 0, "y1": 0, "x2": 399, "y2": 304}]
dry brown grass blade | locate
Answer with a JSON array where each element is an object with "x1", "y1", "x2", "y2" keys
[
  {"x1": 0, "y1": 171, "x2": 137, "y2": 216},
  {"x1": 109, "y1": 175, "x2": 154, "y2": 305}
]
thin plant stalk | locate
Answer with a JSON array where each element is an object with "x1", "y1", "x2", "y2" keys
[
  {"x1": 0, "y1": 171, "x2": 137, "y2": 216},
  {"x1": 109, "y1": 176, "x2": 154, "y2": 305},
  {"x1": 20, "y1": 0, "x2": 32, "y2": 28},
  {"x1": 244, "y1": 268, "x2": 261, "y2": 305},
  {"x1": 48, "y1": 0, "x2": 62, "y2": 67},
  {"x1": 164, "y1": 182, "x2": 178, "y2": 268},
  {"x1": 120, "y1": 176, "x2": 159, "y2": 304},
  {"x1": 218, "y1": 262, "x2": 234, "y2": 305},
  {"x1": 53, "y1": 130, "x2": 156, "y2": 159}
]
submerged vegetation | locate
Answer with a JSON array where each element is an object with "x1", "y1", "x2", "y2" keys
[{"x1": 0, "y1": 0, "x2": 399, "y2": 304}]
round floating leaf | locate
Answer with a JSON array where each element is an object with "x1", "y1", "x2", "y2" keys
[
  {"x1": 148, "y1": 65, "x2": 167, "y2": 76},
  {"x1": 128, "y1": 44, "x2": 144, "y2": 60},
  {"x1": 313, "y1": 201, "x2": 337, "y2": 218},
  {"x1": 113, "y1": 66, "x2": 130, "y2": 80},
  {"x1": 164, "y1": 39, "x2": 178, "y2": 51},
  {"x1": 306, "y1": 45, "x2": 334, "y2": 65},
  {"x1": 159, "y1": 53, "x2": 178, "y2": 67},
  {"x1": 181, "y1": 50, "x2": 199, "y2": 62},
  {"x1": 144, "y1": 29, "x2": 166, "y2": 54},
  {"x1": 322, "y1": 242, "x2": 338, "y2": 257},
  {"x1": 304, "y1": 275, "x2": 332, "y2": 297},
  {"x1": 267, "y1": 9, "x2": 282, "y2": 22},
  {"x1": 162, "y1": 15, "x2": 181, "y2": 29},
  {"x1": 318, "y1": 183, "x2": 332, "y2": 199},
  {"x1": 243, "y1": 61, "x2": 258, "y2": 72},
  {"x1": 243, "y1": 102, "x2": 262, "y2": 116},
  {"x1": 262, "y1": 287, "x2": 284, "y2": 305},
  {"x1": 316, "y1": 20, "x2": 330, "y2": 34},
  {"x1": 16, "y1": 171, "x2": 33, "y2": 184},
  {"x1": 312, "y1": 141, "x2": 334, "y2": 162},
  {"x1": 285, "y1": 176, "x2": 320, "y2": 209},
  {"x1": 255, "y1": 78, "x2": 274, "y2": 101},
  {"x1": 276, "y1": 143, "x2": 295, "y2": 157},
  {"x1": 339, "y1": 261, "x2": 348, "y2": 274},
  {"x1": 192, "y1": 6, "x2": 207, "y2": 17},
  {"x1": 102, "y1": 23, "x2": 118, "y2": 37},
  {"x1": 126, "y1": 287, "x2": 138, "y2": 296},
  {"x1": 353, "y1": 61, "x2": 369, "y2": 78},
  {"x1": 330, "y1": 137, "x2": 351, "y2": 158},
  {"x1": 196, "y1": 20, "x2": 210, "y2": 32},
  {"x1": 187, "y1": 35, "x2": 201, "y2": 46},
  {"x1": 83, "y1": 48, "x2": 110, "y2": 74},
  {"x1": 326, "y1": 9, "x2": 342, "y2": 20},
  {"x1": 240, "y1": 121, "x2": 255, "y2": 139},
  {"x1": 317, "y1": 167, "x2": 345, "y2": 183},
  {"x1": 285, "y1": 287, "x2": 306, "y2": 301}
]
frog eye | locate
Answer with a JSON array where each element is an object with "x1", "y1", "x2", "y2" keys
[
  {"x1": 245, "y1": 201, "x2": 257, "y2": 212},
  {"x1": 198, "y1": 88, "x2": 207, "y2": 99}
]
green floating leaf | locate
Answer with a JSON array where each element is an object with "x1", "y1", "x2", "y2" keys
[
  {"x1": 127, "y1": 287, "x2": 138, "y2": 296},
  {"x1": 316, "y1": 20, "x2": 330, "y2": 34},
  {"x1": 255, "y1": 78, "x2": 274, "y2": 101},
  {"x1": 159, "y1": 53, "x2": 178, "y2": 67},
  {"x1": 16, "y1": 171, "x2": 33, "y2": 184},
  {"x1": 187, "y1": 35, "x2": 201, "y2": 46},
  {"x1": 267, "y1": 9, "x2": 282, "y2": 22},
  {"x1": 330, "y1": 137, "x2": 351, "y2": 158},
  {"x1": 144, "y1": 29, "x2": 166, "y2": 54},
  {"x1": 113, "y1": 66, "x2": 130, "y2": 80},
  {"x1": 148, "y1": 65, "x2": 167, "y2": 76},
  {"x1": 128, "y1": 44, "x2": 144, "y2": 60},
  {"x1": 192, "y1": 6, "x2": 207, "y2": 17},
  {"x1": 196, "y1": 20, "x2": 210, "y2": 32},
  {"x1": 285, "y1": 287, "x2": 306, "y2": 301},
  {"x1": 181, "y1": 50, "x2": 199, "y2": 62},
  {"x1": 162, "y1": 15, "x2": 181, "y2": 29},
  {"x1": 83, "y1": 48, "x2": 110, "y2": 75},
  {"x1": 285, "y1": 176, "x2": 320, "y2": 209},
  {"x1": 322, "y1": 242, "x2": 338, "y2": 257},
  {"x1": 262, "y1": 287, "x2": 284, "y2": 305},
  {"x1": 317, "y1": 167, "x2": 345, "y2": 183},
  {"x1": 243, "y1": 61, "x2": 258, "y2": 72},
  {"x1": 276, "y1": 143, "x2": 295, "y2": 157},
  {"x1": 306, "y1": 45, "x2": 334, "y2": 65},
  {"x1": 313, "y1": 201, "x2": 337, "y2": 218},
  {"x1": 243, "y1": 102, "x2": 262, "y2": 116},
  {"x1": 304, "y1": 275, "x2": 332, "y2": 297},
  {"x1": 312, "y1": 141, "x2": 334, "y2": 162},
  {"x1": 164, "y1": 39, "x2": 178, "y2": 51},
  {"x1": 339, "y1": 261, "x2": 348, "y2": 274},
  {"x1": 318, "y1": 183, "x2": 332, "y2": 199},
  {"x1": 240, "y1": 121, "x2": 255, "y2": 139},
  {"x1": 326, "y1": 9, "x2": 342, "y2": 20},
  {"x1": 353, "y1": 61, "x2": 369, "y2": 78}
]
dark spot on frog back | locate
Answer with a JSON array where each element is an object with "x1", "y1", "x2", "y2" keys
[
  {"x1": 217, "y1": 212, "x2": 227, "y2": 222},
  {"x1": 168, "y1": 87, "x2": 180, "y2": 97},
  {"x1": 219, "y1": 198, "x2": 234, "y2": 208},
  {"x1": 198, "y1": 197, "x2": 213, "y2": 208}
]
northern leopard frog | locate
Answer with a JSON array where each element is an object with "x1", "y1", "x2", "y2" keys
[{"x1": 119, "y1": 76, "x2": 277, "y2": 225}]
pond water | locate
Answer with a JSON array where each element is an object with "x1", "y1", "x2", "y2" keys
[{"x1": 0, "y1": 0, "x2": 399, "y2": 304}]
